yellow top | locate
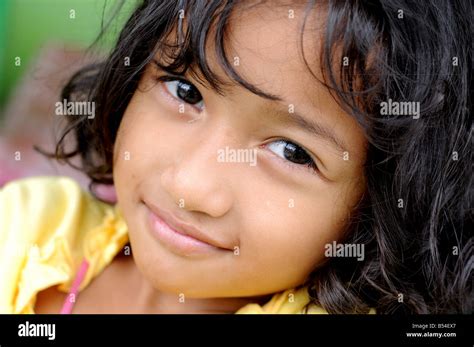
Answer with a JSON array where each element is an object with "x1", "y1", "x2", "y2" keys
[{"x1": 0, "y1": 176, "x2": 327, "y2": 314}]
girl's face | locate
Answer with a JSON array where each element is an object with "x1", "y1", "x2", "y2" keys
[{"x1": 113, "y1": 6, "x2": 367, "y2": 298}]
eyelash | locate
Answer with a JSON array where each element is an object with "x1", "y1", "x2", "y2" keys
[
  {"x1": 263, "y1": 140, "x2": 319, "y2": 174},
  {"x1": 155, "y1": 74, "x2": 319, "y2": 175}
]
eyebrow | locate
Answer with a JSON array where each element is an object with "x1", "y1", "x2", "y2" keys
[{"x1": 266, "y1": 104, "x2": 348, "y2": 153}]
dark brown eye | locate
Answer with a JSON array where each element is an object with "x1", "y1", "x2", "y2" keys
[
  {"x1": 267, "y1": 140, "x2": 316, "y2": 168},
  {"x1": 163, "y1": 78, "x2": 203, "y2": 107}
]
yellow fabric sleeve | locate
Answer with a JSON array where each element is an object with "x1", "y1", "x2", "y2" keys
[
  {"x1": 0, "y1": 176, "x2": 128, "y2": 313},
  {"x1": 236, "y1": 287, "x2": 328, "y2": 314}
]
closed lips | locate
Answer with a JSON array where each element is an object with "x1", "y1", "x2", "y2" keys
[{"x1": 144, "y1": 200, "x2": 234, "y2": 251}]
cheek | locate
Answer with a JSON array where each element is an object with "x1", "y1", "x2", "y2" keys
[
  {"x1": 113, "y1": 115, "x2": 139, "y2": 204},
  {"x1": 113, "y1": 95, "x2": 160, "y2": 214},
  {"x1": 238, "y1": 190, "x2": 347, "y2": 289},
  {"x1": 113, "y1": 93, "x2": 168, "y2": 185},
  {"x1": 113, "y1": 90, "x2": 186, "y2": 175}
]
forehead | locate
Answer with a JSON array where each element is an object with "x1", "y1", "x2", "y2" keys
[
  {"x1": 157, "y1": 2, "x2": 327, "y2": 95},
  {"x1": 207, "y1": 5, "x2": 364, "y2": 138},
  {"x1": 185, "y1": 3, "x2": 355, "y2": 128},
  {"x1": 203, "y1": 3, "x2": 327, "y2": 101}
]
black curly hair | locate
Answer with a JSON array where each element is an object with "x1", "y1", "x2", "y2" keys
[{"x1": 46, "y1": 0, "x2": 473, "y2": 314}]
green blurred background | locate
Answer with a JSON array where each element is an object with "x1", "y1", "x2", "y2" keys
[{"x1": 0, "y1": 0, "x2": 137, "y2": 112}]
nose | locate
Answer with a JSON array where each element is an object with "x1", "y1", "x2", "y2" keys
[{"x1": 160, "y1": 129, "x2": 235, "y2": 218}]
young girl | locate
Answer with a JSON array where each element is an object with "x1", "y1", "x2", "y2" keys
[{"x1": 0, "y1": 0, "x2": 471, "y2": 314}]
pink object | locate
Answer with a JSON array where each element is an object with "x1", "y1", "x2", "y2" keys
[
  {"x1": 94, "y1": 184, "x2": 117, "y2": 203},
  {"x1": 60, "y1": 259, "x2": 89, "y2": 314},
  {"x1": 0, "y1": 167, "x2": 23, "y2": 187}
]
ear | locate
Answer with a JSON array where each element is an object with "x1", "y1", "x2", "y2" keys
[{"x1": 94, "y1": 184, "x2": 117, "y2": 204}]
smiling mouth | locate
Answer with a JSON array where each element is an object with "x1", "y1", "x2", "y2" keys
[{"x1": 143, "y1": 201, "x2": 233, "y2": 257}]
